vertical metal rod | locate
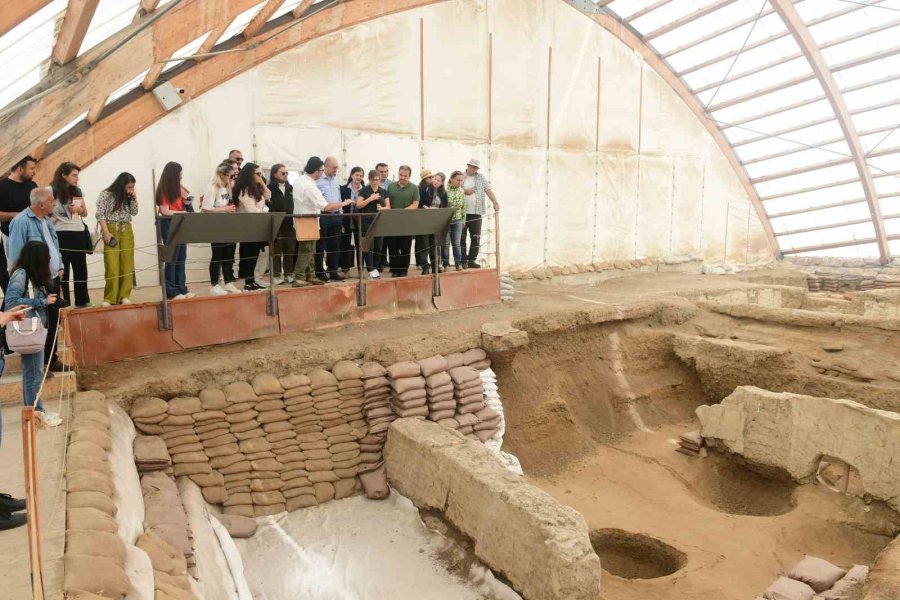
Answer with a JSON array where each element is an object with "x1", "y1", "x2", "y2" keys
[
  {"x1": 152, "y1": 168, "x2": 172, "y2": 330},
  {"x1": 267, "y1": 231, "x2": 278, "y2": 317},
  {"x1": 488, "y1": 32, "x2": 493, "y2": 143},
  {"x1": 431, "y1": 232, "x2": 441, "y2": 297},
  {"x1": 420, "y1": 17, "x2": 425, "y2": 142},
  {"x1": 356, "y1": 214, "x2": 366, "y2": 307}
]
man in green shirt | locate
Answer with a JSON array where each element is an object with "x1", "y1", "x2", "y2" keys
[{"x1": 386, "y1": 165, "x2": 419, "y2": 277}]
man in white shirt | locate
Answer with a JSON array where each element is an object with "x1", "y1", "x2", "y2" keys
[{"x1": 292, "y1": 157, "x2": 346, "y2": 287}]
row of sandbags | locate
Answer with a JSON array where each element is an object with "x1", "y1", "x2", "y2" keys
[
  {"x1": 130, "y1": 368, "x2": 367, "y2": 517},
  {"x1": 65, "y1": 393, "x2": 134, "y2": 600},
  {"x1": 140, "y1": 469, "x2": 196, "y2": 569},
  {"x1": 126, "y1": 349, "x2": 499, "y2": 518}
]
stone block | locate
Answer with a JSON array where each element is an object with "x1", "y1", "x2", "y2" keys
[{"x1": 385, "y1": 418, "x2": 600, "y2": 600}]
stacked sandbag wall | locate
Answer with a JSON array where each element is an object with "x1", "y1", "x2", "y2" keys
[
  {"x1": 126, "y1": 348, "x2": 507, "y2": 516},
  {"x1": 64, "y1": 392, "x2": 134, "y2": 599}
]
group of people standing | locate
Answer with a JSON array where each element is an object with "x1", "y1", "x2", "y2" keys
[{"x1": 157, "y1": 150, "x2": 500, "y2": 298}]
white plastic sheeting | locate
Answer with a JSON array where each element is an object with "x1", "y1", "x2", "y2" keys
[
  {"x1": 234, "y1": 493, "x2": 522, "y2": 600},
  {"x1": 176, "y1": 477, "x2": 245, "y2": 600},
  {"x1": 74, "y1": 0, "x2": 773, "y2": 291}
]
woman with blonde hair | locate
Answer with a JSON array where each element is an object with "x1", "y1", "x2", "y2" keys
[{"x1": 202, "y1": 162, "x2": 240, "y2": 296}]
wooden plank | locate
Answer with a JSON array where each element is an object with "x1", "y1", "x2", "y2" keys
[
  {"x1": 21, "y1": 408, "x2": 44, "y2": 600},
  {"x1": 293, "y1": 0, "x2": 316, "y2": 18},
  {"x1": 244, "y1": 0, "x2": 289, "y2": 39},
  {"x1": 773, "y1": 0, "x2": 890, "y2": 264},
  {"x1": 0, "y1": 0, "x2": 53, "y2": 39},
  {"x1": 52, "y1": 0, "x2": 101, "y2": 66}
]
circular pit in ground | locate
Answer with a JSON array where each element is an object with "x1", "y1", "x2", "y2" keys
[
  {"x1": 589, "y1": 529, "x2": 687, "y2": 579},
  {"x1": 692, "y1": 458, "x2": 797, "y2": 517}
]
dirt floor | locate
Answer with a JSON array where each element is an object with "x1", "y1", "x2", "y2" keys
[
  {"x1": 495, "y1": 322, "x2": 899, "y2": 600},
  {"x1": 72, "y1": 268, "x2": 900, "y2": 599}
]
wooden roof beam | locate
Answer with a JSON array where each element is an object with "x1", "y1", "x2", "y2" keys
[
  {"x1": 768, "y1": 198, "x2": 868, "y2": 219},
  {"x1": 643, "y1": 0, "x2": 737, "y2": 42},
  {"x1": 52, "y1": 0, "x2": 102, "y2": 66},
  {"x1": 244, "y1": 0, "x2": 288, "y2": 39},
  {"x1": 772, "y1": 0, "x2": 889, "y2": 264},
  {"x1": 293, "y1": 0, "x2": 316, "y2": 18},
  {"x1": 624, "y1": 0, "x2": 675, "y2": 23},
  {"x1": 1, "y1": 0, "x2": 53, "y2": 39},
  {"x1": 775, "y1": 217, "x2": 874, "y2": 238}
]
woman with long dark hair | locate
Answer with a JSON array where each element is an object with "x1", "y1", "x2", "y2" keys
[
  {"x1": 155, "y1": 162, "x2": 193, "y2": 299},
  {"x1": 339, "y1": 166, "x2": 364, "y2": 275},
  {"x1": 355, "y1": 169, "x2": 390, "y2": 279},
  {"x1": 4, "y1": 241, "x2": 62, "y2": 426},
  {"x1": 96, "y1": 172, "x2": 139, "y2": 306},
  {"x1": 50, "y1": 162, "x2": 90, "y2": 307},
  {"x1": 234, "y1": 162, "x2": 271, "y2": 291}
]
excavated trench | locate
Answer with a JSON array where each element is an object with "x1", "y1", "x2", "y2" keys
[{"x1": 494, "y1": 315, "x2": 898, "y2": 599}]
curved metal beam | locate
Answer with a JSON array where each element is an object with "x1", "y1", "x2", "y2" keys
[
  {"x1": 578, "y1": 7, "x2": 780, "y2": 257},
  {"x1": 771, "y1": 0, "x2": 889, "y2": 265}
]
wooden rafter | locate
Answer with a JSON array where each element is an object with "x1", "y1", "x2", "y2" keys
[
  {"x1": 52, "y1": 0, "x2": 101, "y2": 66},
  {"x1": 768, "y1": 198, "x2": 868, "y2": 220},
  {"x1": 0, "y1": 0, "x2": 53, "y2": 39},
  {"x1": 244, "y1": 0, "x2": 288, "y2": 39},
  {"x1": 643, "y1": 0, "x2": 737, "y2": 42},
  {"x1": 774, "y1": 218, "x2": 874, "y2": 238},
  {"x1": 581, "y1": 9, "x2": 780, "y2": 256},
  {"x1": 624, "y1": 0, "x2": 674, "y2": 23},
  {"x1": 19, "y1": 0, "x2": 446, "y2": 181},
  {"x1": 293, "y1": 0, "x2": 316, "y2": 18},
  {"x1": 772, "y1": 0, "x2": 889, "y2": 264}
]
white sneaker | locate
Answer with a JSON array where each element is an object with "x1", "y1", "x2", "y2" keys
[
  {"x1": 121, "y1": 298, "x2": 132, "y2": 305},
  {"x1": 38, "y1": 411, "x2": 62, "y2": 427},
  {"x1": 101, "y1": 301, "x2": 111, "y2": 307},
  {"x1": 254, "y1": 279, "x2": 270, "y2": 288},
  {"x1": 172, "y1": 294, "x2": 187, "y2": 300},
  {"x1": 184, "y1": 292, "x2": 196, "y2": 299},
  {"x1": 285, "y1": 275, "x2": 294, "y2": 284},
  {"x1": 273, "y1": 277, "x2": 284, "y2": 285},
  {"x1": 369, "y1": 269, "x2": 381, "y2": 280},
  {"x1": 210, "y1": 284, "x2": 228, "y2": 296},
  {"x1": 224, "y1": 282, "x2": 242, "y2": 294}
]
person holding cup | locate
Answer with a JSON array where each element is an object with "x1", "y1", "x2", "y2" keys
[
  {"x1": 96, "y1": 172, "x2": 139, "y2": 306},
  {"x1": 50, "y1": 162, "x2": 91, "y2": 307}
]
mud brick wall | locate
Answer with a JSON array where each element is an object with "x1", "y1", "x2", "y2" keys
[{"x1": 128, "y1": 349, "x2": 499, "y2": 516}]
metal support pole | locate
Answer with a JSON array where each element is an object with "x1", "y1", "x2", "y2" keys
[
  {"x1": 431, "y1": 231, "x2": 441, "y2": 297},
  {"x1": 156, "y1": 217, "x2": 172, "y2": 331},
  {"x1": 266, "y1": 238, "x2": 278, "y2": 317},
  {"x1": 356, "y1": 215, "x2": 366, "y2": 307}
]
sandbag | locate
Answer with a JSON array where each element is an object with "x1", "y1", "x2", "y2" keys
[
  {"x1": 359, "y1": 464, "x2": 389, "y2": 500},
  {"x1": 131, "y1": 397, "x2": 168, "y2": 419},
  {"x1": 200, "y1": 388, "x2": 229, "y2": 410},
  {"x1": 67, "y1": 506, "x2": 119, "y2": 534},
  {"x1": 386, "y1": 362, "x2": 420, "y2": 379},
  {"x1": 167, "y1": 397, "x2": 201, "y2": 417},
  {"x1": 462, "y1": 348, "x2": 487, "y2": 365},
  {"x1": 66, "y1": 530, "x2": 127, "y2": 566},
  {"x1": 67, "y1": 469, "x2": 115, "y2": 496},
  {"x1": 332, "y1": 360, "x2": 363, "y2": 381},
  {"x1": 390, "y1": 376, "x2": 426, "y2": 395},
  {"x1": 280, "y1": 374, "x2": 311, "y2": 390},
  {"x1": 445, "y1": 352, "x2": 465, "y2": 369},
  {"x1": 214, "y1": 513, "x2": 258, "y2": 539},
  {"x1": 68, "y1": 491, "x2": 118, "y2": 516},
  {"x1": 308, "y1": 369, "x2": 338, "y2": 388},
  {"x1": 64, "y1": 554, "x2": 131, "y2": 600},
  {"x1": 360, "y1": 362, "x2": 387, "y2": 379},
  {"x1": 449, "y1": 366, "x2": 480, "y2": 384},
  {"x1": 251, "y1": 373, "x2": 284, "y2": 396},
  {"x1": 417, "y1": 355, "x2": 449, "y2": 377},
  {"x1": 789, "y1": 557, "x2": 846, "y2": 593},
  {"x1": 225, "y1": 382, "x2": 257, "y2": 404},
  {"x1": 764, "y1": 577, "x2": 815, "y2": 600}
]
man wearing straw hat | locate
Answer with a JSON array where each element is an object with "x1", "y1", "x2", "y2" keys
[{"x1": 461, "y1": 158, "x2": 499, "y2": 269}]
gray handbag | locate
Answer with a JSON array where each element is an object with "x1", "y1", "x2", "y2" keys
[{"x1": 5, "y1": 277, "x2": 47, "y2": 355}]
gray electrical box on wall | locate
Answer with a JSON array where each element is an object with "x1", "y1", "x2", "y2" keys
[{"x1": 151, "y1": 81, "x2": 184, "y2": 111}]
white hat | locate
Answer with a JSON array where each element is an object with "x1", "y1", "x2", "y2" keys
[{"x1": 466, "y1": 158, "x2": 481, "y2": 169}]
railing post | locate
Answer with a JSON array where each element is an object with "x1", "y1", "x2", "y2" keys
[
  {"x1": 21, "y1": 407, "x2": 44, "y2": 600},
  {"x1": 156, "y1": 217, "x2": 172, "y2": 331}
]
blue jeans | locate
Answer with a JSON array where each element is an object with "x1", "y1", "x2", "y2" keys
[
  {"x1": 160, "y1": 220, "x2": 188, "y2": 298},
  {"x1": 442, "y1": 221, "x2": 463, "y2": 266},
  {"x1": 22, "y1": 350, "x2": 44, "y2": 412}
]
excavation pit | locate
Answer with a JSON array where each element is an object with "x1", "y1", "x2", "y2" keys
[
  {"x1": 589, "y1": 529, "x2": 686, "y2": 580},
  {"x1": 689, "y1": 457, "x2": 797, "y2": 517}
]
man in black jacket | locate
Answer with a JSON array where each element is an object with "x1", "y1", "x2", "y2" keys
[{"x1": 268, "y1": 164, "x2": 296, "y2": 284}]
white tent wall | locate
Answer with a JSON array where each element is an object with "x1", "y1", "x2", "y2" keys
[{"x1": 74, "y1": 0, "x2": 773, "y2": 291}]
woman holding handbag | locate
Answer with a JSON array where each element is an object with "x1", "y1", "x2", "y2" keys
[
  {"x1": 50, "y1": 162, "x2": 91, "y2": 308},
  {"x1": 4, "y1": 240, "x2": 62, "y2": 427}
]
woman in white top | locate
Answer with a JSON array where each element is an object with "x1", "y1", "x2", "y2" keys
[
  {"x1": 50, "y1": 161, "x2": 91, "y2": 307},
  {"x1": 202, "y1": 162, "x2": 240, "y2": 296},
  {"x1": 234, "y1": 162, "x2": 271, "y2": 291}
]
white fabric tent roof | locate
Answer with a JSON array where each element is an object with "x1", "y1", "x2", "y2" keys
[{"x1": 4, "y1": 0, "x2": 900, "y2": 259}]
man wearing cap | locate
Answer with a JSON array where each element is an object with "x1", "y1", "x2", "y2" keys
[
  {"x1": 414, "y1": 169, "x2": 436, "y2": 274},
  {"x1": 461, "y1": 158, "x2": 499, "y2": 269},
  {"x1": 292, "y1": 157, "x2": 348, "y2": 287},
  {"x1": 386, "y1": 165, "x2": 419, "y2": 277}
]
